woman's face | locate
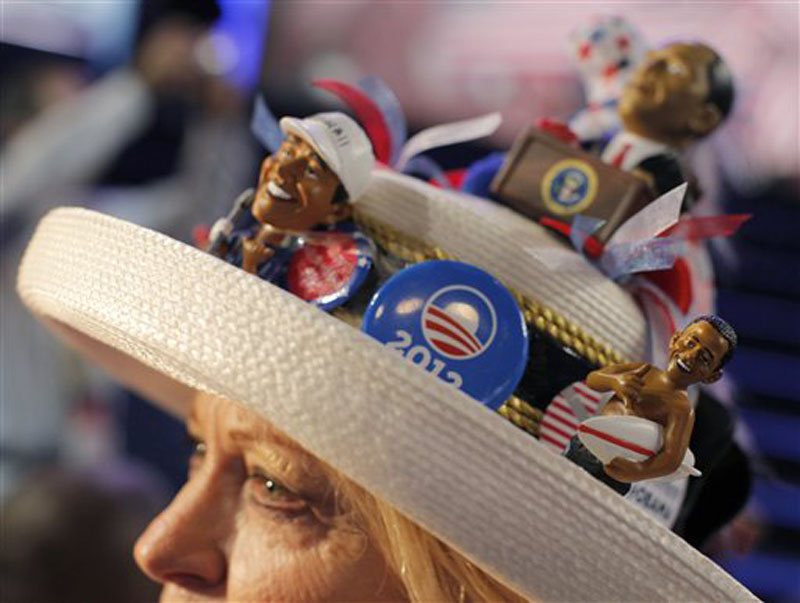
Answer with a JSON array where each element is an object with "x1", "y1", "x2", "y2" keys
[{"x1": 134, "y1": 395, "x2": 404, "y2": 602}]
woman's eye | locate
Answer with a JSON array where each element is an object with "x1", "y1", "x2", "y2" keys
[
  {"x1": 247, "y1": 473, "x2": 309, "y2": 513},
  {"x1": 304, "y1": 164, "x2": 318, "y2": 179}
]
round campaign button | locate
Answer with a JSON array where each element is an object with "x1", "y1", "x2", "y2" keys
[
  {"x1": 362, "y1": 260, "x2": 529, "y2": 409},
  {"x1": 541, "y1": 158, "x2": 598, "y2": 216},
  {"x1": 287, "y1": 230, "x2": 373, "y2": 312}
]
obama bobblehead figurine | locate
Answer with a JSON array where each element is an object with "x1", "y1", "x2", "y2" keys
[
  {"x1": 567, "y1": 315, "x2": 737, "y2": 495},
  {"x1": 602, "y1": 42, "x2": 734, "y2": 200}
]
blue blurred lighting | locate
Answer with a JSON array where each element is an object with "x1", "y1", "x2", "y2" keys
[{"x1": 212, "y1": 0, "x2": 270, "y2": 91}]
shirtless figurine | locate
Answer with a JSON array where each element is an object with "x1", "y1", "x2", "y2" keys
[{"x1": 567, "y1": 315, "x2": 737, "y2": 494}]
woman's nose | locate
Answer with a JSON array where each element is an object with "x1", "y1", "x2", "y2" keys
[{"x1": 134, "y1": 475, "x2": 228, "y2": 592}]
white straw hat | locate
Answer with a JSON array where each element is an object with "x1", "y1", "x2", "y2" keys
[{"x1": 17, "y1": 170, "x2": 755, "y2": 601}]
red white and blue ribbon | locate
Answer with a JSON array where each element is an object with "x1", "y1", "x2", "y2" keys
[
  {"x1": 250, "y1": 94, "x2": 285, "y2": 153},
  {"x1": 314, "y1": 77, "x2": 501, "y2": 188},
  {"x1": 563, "y1": 183, "x2": 751, "y2": 280},
  {"x1": 250, "y1": 77, "x2": 501, "y2": 190},
  {"x1": 355, "y1": 75, "x2": 408, "y2": 167},
  {"x1": 312, "y1": 78, "x2": 393, "y2": 165}
]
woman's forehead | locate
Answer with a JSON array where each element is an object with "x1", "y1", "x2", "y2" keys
[{"x1": 190, "y1": 394, "x2": 302, "y2": 451}]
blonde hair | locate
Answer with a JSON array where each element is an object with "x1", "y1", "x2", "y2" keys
[{"x1": 329, "y1": 469, "x2": 529, "y2": 602}]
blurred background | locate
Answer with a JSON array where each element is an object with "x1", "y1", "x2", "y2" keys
[{"x1": 1, "y1": 1, "x2": 797, "y2": 601}]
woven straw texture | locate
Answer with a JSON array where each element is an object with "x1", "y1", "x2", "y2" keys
[
  {"x1": 357, "y1": 170, "x2": 648, "y2": 361},
  {"x1": 18, "y1": 207, "x2": 754, "y2": 601}
]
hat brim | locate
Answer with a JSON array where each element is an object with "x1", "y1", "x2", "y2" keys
[{"x1": 17, "y1": 176, "x2": 754, "y2": 601}]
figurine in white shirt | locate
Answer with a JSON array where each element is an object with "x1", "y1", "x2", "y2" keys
[{"x1": 601, "y1": 42, "x2": 734, "y2": 201}]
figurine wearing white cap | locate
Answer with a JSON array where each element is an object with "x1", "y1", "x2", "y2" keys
[{"x1": 210, "y1": 112, "x2": 374, "y2": 274}]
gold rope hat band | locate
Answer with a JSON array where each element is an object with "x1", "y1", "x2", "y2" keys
[
  {"x1": 498, "y1": 396, "x2": 543, "y2": 437},
  {"x1": 354, "y1": 209, "x2": 626, "y2": 367}
]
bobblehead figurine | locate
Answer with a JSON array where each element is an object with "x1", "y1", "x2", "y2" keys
[
  {"x1": 567, "y1": 315, "x2": 737, "y2": 495},
  {"x1": 209, "y1": 112, "x2": 374, "y2": 272},
  {"x1": 602, "y1": 42, "x2": 734, "y2": 198},
  {"x1": 207, "y1": 112, "x2": 376, "y2": 310},
  {"x1": 567, "y1": 16, "x2": 646, "y2": 144}
]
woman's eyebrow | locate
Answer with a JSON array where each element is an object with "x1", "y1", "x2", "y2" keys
[
  {"x1": 228, "y1": 426, "x2": 300, "y2": 451},
  {"x1": 231, "y1": 426, "x2": 329, "y2": 477}
]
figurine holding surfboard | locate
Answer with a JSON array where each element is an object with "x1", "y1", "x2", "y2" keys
[{"x1": 567, "y1": 315, "x2": 737, "y2": 494}]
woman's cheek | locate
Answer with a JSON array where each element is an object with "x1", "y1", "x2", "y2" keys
[
  {"x1": 228, "y1": 519, "x2": 372, "y2": 602},
  {"x1": 227, "y1": 546, "x2": 308, "y2": 601},
  {"x1": 290, "y1": 526, "x2": 381, "y2": 600},
  {"x1": 316, "y1": 525, "x2": 370, "y2": 570}
]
